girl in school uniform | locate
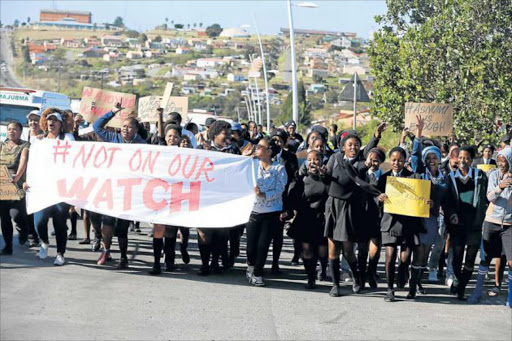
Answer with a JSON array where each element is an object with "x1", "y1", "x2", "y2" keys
[
  {"x1": 408, "y1": 116, "x2": 449, "y2": 299},
  {"x1": 376, "y1": 147, "x2": 423, "y2": 302},
  {"x1": 286, "y1": 150, "x2": 329, "y2": 289}
]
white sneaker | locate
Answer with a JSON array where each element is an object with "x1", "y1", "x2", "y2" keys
[
  {"x1": 428, "y1": 270, "x2": 438, "y2": 282},
  {"x1": 54, "y1": 254, "x2": 65, "y2": 266},
  {"x1": 246, "y1": 266, "x2": 254, "y2": 281},
  {"x1": 446, "y1": 276, "x2": 454, "y2": 287},
  {"x1": 250, "y1": 275, "x2": 265, "y2": 287},
  {"x1": 38, "y1": 243, "x2": 49, "y2": 260}
]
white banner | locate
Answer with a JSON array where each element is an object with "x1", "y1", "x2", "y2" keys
[{"x1": 26, "y1": 140, "x2": 257, "y2": 228}]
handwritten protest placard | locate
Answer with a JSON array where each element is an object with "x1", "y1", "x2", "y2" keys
[
  {"x1": 138, "y1": 96, "x2": 162, "y2": 122},
  {"x1": 79, "y1": 87, "x2": 136, "y2": 128},
  {"x1": 160, "y1": 82, "x2": 174, "y2": 110},
  {"x1": 404, "y1": 102, "x2": 453, "y2": 137},
  {"x1": 0, "y1": 165, "x2": 21, "y2": 200},
  {"x1": 476, "y1": 164, "x2": 496, "y2": 173},
  {"x1": 164, "y1": 96, "x2": 189, "y2": 120},
  {"x1": 384, "y1": 177, "x2": 431, "y2": 218},
  {"x1": 26, "y1": 140, "x2": 257, "y2": 227}
]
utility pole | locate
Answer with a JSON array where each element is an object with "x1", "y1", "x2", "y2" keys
[
  {"x1": 352, "y1": 72, "x2": 357, "y2": 130},
  {"x1": 57, "y1": 62, "x2": 62, "y2": 92}
]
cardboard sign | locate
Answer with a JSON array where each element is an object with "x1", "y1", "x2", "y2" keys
[
  {"x1": 26, "y1": 140, "x2": 257, "y2": 228},
  {"x1": 384, "y1": 177, "x2": 431, "y2": 218},
  {"x1": 0, "y1": 165, "x2": 21, "y2": 200},
  {"x1": 160, "y1": 82, "x2": 174, "y2": 110},
  {"x1": 404, "y1": 102, "x2": 453, "y2": 137},
  {"x1": 164, "y1": 96, "x2": 189, "y2": 121},
  {"x1": 138, "y1": 96, "x2": 162, "y2": 122},
  {"x1": 476, "y1": 164, "x2": 496, "y2": 173},
  {"x1": 79, "y1": 87, "x2": 137, "y2": 128}
]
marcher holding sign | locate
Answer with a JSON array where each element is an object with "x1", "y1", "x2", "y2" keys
[
  {"x1": 376, "y1": 147, "x2": 424, "y2": 303},
  {"x1": 404, "y1": 102, "x2": 453, "y2": 137},
  {"x1": 0, "y1": 121, "x2": 30, "y2": 255},
  {"x1": 79, "y1": 87, "x2": 136, "y2": 128},
  {"x1": 407, "y1": 114, "x2": 449, "y2": 299}
]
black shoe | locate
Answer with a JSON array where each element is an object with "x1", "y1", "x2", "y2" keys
[
  {"x1": 317, "y1": 268, "x2": 326, "y2": 281},
  {"x1": 149, "y1": 265, "x2": 161, "y2": 275},
  {"x1": 19, "y1": 236, "x2": 28, "y2": 245},
  {"x1": 210, "y1": 264, "x2": 222, "y2": 274},
  {"x1": 418, "y1": 282, "x2": 427, "y2": 295},
  {"x1": 165, "y1": 262, "x2": 176, "y2": 272},
  {"x1": 271, "y1": 264, "x2": 282, "y2": 275},
  {"x1": 116, "y1": 258, "x2": 129, "y2": 270},
  {"x1": 291, "y1": 255, "x2": 300, "y2": 266},
  {"x1": 329, "y1": 286, "x2": 341, "y2": 297},
  {"x1": 367, "y1": 271, "x2": 378, "y2": 288},
  {"x1": 29, "y1": 240, "x2": 39, "y2": 248},
  {"x1": 352, "y1": 279, "x2": 362, "y2": 294},
  {"x1": 68, "y1": 233, "x2": 77, "y2": 240},
  {"x1": 51, "y1": 230, "x2": 56, "y2": 236},
  {"x1": 79, "y1": 238, "x2": 91, "y2": 245},
  {"x1": 197, "y1": 266, "x2": 210, "y2": 276},
  {"x1": 385, "y1": 290, "x2": 396, "y2": 302},
  {"x1": 406, "y1": 289, "x2": 416, "y2": 299},
  {"x1": 135, "y1": 227, "x2": 141, "y2": 233},
  {"x1": 0, "y1": 248, "x2": 13, "y2": 256},
  {"x1": 92, "y1": 239, "x2": 101, "y2": 252},
  {"x1": 180, "y1": 246, "x2": 190, "y2": 264},
  {"x1": 306, "y1": 279, "x2": 316, "y2": 290}
]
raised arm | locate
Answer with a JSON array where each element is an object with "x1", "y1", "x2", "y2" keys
[{"x1": 93, "y1": 102, "x2": 123, "y2": 142}]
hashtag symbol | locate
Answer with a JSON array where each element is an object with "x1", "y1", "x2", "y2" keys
[{"x1": 53, "y1": 140, "x2": 72, "y2": 164}]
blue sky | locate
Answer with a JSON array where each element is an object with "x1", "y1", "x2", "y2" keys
[{"x1": 0, "y1": 1, "x2": 387, "y2": 38}]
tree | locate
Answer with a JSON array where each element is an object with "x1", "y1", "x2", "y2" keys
[
  {"x1": 199, "y1": 22, "x2": 203, "y2": 28},
  {"x1": 139, "y1": 33, "x2": 148, "y2": 44},
  {"x1": 187, "y1": 24, "x2": 191, "y2": 29},
  {"x1": 277, "y1": 79, "x2": 311, "y2": 127},
  {"x1": 13, "y1": 19, "x2": 19, "y2": 28},
  {"x1": 326, "y1": 89, "x2": 339, "y2": 104},
  {"x1": 125, "y1": 30, "x2": 140, "y2": 38},
  {"x1": 22, "y1": 45, "x2": 30, "y2": 63},
  {"x1": 27, "y1": 17, "x2": 30, "y2": 23},
  {"x1": 369, "y1": 0, "x2": 512, "y2": 145},
  {"x1": 113, "y1": 16, "x2": 125, "y2": 28},
  {"x1": 52, "y1": 48, "x2": 66, "y2": 63},
  {"x1": 206, "y1": 24, "x2": 223, "y2": 38},
  {"x1": 174, "y1": 24, "x2": 184, "y2": 29},
  {"x1": 193, "y1": 23, "x2": 197, "y2": 28},
  {"x1": 154, "y1": 35, "x2": 162, "y2": 42}
]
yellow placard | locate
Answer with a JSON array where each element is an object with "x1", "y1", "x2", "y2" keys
[
  {"x1": 384, "y1": 177, "x2": 431, "y2": 218},
  {"x1": 476, "y1": 164, "x2": 496, "y2": 173}
]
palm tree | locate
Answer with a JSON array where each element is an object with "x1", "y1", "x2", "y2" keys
[
  {"x1": 199, "y1": 22, "x2": 203, "y2": 28},
  {"x1": 187, "y1": 24, "x2": 190, "y2": 29},
  {"x1": 193, "y1": 23, "x2": 197, "y2": 29}
]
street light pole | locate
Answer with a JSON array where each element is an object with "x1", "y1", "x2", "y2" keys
[
  {"x1": 253, "y1": 15, "x2": 271, "y2": 132},
  {"x1": 287, "y1": 0, "x2": 299, "y2": 124},
  {"x1": 352, "y1": 72, "x2": 357, "y2": 130}
]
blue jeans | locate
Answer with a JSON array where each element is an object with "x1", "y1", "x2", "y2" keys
[{"x1": 34, "y1": 203, "x2": 69, "y2": 255}]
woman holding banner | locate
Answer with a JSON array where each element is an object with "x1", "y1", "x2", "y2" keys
[
  {"x1": 149, "y1": 121, "x2": 186, "y2": 275},
  {"x1": 92, "y1": 103, "x2": 146, "y2": 270},
  {"x1": 30, "y1": 108, "x2": 75, "y2": 265},
  {"x1": 196, "y1": 120, "x2": 241, "y2": 276},
  {"x1": 408, "y1": 116, "x2": 449, "y2": 299},
  {"x1": 443, "y1": 146, "x2": 488, "y2": 300},
  {"x1": 0, "y1": 120, "x2": 30, "y2": 255},
  {"x1": 246, "y1": 137, "x2": 287, "y2": 287},
  {"x1": 376, "y1": 147, "x2": 423, "y2": 302}
]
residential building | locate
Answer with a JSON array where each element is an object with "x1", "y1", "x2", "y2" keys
[
  {"x1": 227, "y1": 73, "x2": 244, "y2": 82},
  {"x1": 101, "y1": 36, "x2": 124, "y2": 48},
  {"x1": 39, "y1": 9, "x2": 91, "y2": 24},
  {"x1": 60, "y1": 38, "x2": 82, "y2": 48},
  {"x1": 176, "y1": 47, "x2": 192, "y2": 55},
  {"x1": 126, "y1": 51, "x2": 143, "y2": 59},
  {"x1": 196, "y1": 58, "x2": 224, "y2": 68},
  {"x1": 84, "y1": 37, "x2": 101, "y2": 48}
]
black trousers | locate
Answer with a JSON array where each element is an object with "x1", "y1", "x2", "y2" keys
[
  {"x1": 246, "y1": 212, "x2": 280, "y2": 277},
  {"x1": 0, "y1": 198, "x2": 29, "y2": 250}
]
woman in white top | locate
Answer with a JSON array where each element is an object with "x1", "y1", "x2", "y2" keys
[{"x1": 246, "y1": 137, "x2": 287, "y2": 287}]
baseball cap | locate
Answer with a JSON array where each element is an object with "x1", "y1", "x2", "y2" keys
[
  {"x1": 231, "y1": 122, "x2": 242, "y2": 132},
  {"x1": 47, "y1": 113, "x2": 63, "y2": 122},
  {"x1": 205, "y1": 118, "x2": 216, "y2": 127},
  {"x1": 26, "y1": 110, "x2": 41, "y2": 119}
]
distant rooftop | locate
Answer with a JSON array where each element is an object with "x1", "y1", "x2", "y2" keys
[
  {"x1": 280, "y1": 27, "x2": 356, "y2": 37},
  {"x1": 40, "y1": 9, "x2": 91, "y2": 16}
]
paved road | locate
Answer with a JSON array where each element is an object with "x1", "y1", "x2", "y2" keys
[
  {"x1": 281, "y1": 47, "x2": 292, "y2": 84},
  {"x1": 0, "y1": 29, "x2": 24, "y2": 88},
  {"x1": 1, "y1": 220, "x2": 511, "y2": 340}
]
